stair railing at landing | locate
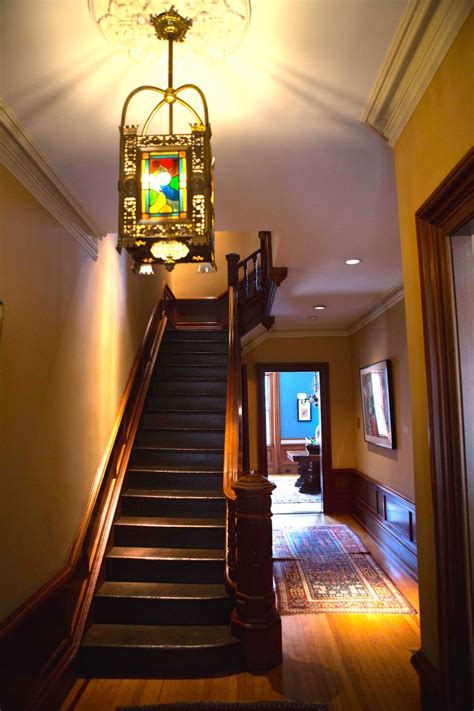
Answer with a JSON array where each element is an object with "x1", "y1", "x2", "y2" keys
[{"x1": 223, "y1": 253, "x2": 283, "y2": 672}]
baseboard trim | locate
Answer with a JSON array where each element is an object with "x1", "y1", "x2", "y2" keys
[
  {"x1": 411, "y1": 649, "x2": 443, "y2": 711},
  {"x1": 351, "y1": 470, "x2": 417, "y2": 575}
]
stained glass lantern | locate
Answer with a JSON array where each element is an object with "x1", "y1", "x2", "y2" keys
[{"x1": 118, "y1": 8, "x2": 215, "y2": 272}]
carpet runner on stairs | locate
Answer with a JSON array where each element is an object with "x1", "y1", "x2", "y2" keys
[{"x1": 80, "y1": 328, "x2": 243, "y2": 676}]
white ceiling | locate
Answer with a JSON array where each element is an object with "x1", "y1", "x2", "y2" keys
[{"x1": 1, "y1": 0, "x2": 408, "y2": 330}]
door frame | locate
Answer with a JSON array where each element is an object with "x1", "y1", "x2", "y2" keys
[
  {"x1": 413, "y1": 148, "x2": 473, "y2": 709},
  {"x1": 256, "y1": 362, "x2": 334, "y2": 511}
]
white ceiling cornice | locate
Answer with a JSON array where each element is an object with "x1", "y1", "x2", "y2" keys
[
  {"x1": 242, "y1": 328, "x2": 349, "y2": 357},
  {"x1": 361, "y1": 0, "x2": 471, "y2": 146},
  {"x1": 348, "y1": 282, "x2": 405, "y2": 334},
  {"x1": 0, "y1": 101, "x2": 104, "y2": 260}
]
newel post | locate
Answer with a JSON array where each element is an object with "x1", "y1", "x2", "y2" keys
[
  {"x1": 231, "y1": 470, "x2": 282, "y2": 671},
  {"x1": 226, "y1": 252, "x2": 240, "y2": 288}
]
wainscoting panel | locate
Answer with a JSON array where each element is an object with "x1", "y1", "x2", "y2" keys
[{"x1": 352, "y1": 470, "x2": 417, "y2": 575}]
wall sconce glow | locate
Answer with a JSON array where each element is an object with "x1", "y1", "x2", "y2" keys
[
  {"x1": 89, "y1": 0, "x2": 251, "y2": 61},
  {"x1": 345, "y1": 258, "x2": 361, "y2": 265},
  {"x1": 138, "y1": 264, "x2": 155, "y2": 275},
  {"x1": 297, "y1": 392, "x2": 308, "y2": 401},
  {"x1": 117, "y1": 7, "x2": 215, "y2": 272},
  {"x1": 313, "y1": 305, "x2": 326, "y2": 310}
]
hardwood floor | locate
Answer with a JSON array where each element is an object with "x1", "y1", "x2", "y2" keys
[{"x1": 61, "y1": 514, "x2": 420, "y2": 711}]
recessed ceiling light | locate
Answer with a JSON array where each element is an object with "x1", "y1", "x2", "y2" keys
[
  {"x1": 345, "y1": 258, "x2": 361, "y2": 265},
  {"x1": 313, "y1": 305, "x2": 326, "y2": 310},
  {"x1": 307, "y1": 315, "x2": 318, "y2": 320}
]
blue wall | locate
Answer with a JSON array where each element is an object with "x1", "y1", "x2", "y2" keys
[{"x1": 279, "y1": 371, "x2": 320, "y2": 439}]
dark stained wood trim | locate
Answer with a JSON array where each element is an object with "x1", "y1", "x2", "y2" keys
[
  {"x1": 0, "y1": 291, "x2": 168, "y2": 711},
  {"x1": 351, "y1": 470, "x2": 418, "y2": 576},
  {"x1": 241, "y1": 364, "x2": 250, "y2": 474},
  {"x1": 416, "y1": 147, "x2": 474, "y2": 709},
  {"x1": 256, "y1": 362, "x2": 334, "y2": 512},
  {"x1": 330, "y1": 468, "x2": 354, "y2": 513},
  {"x1": 411, "y1": 649, "x2": 443, "y2": 711}
]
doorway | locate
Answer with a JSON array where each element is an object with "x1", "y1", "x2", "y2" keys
[
  {"x1": 257, "y1": 362, "x2": 333, "y2": 514},
  {"x1": 415, "y1": 148, "x2": 473, "y2": 708}
]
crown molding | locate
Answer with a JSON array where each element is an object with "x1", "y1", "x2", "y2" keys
[
  {"x1": 348, "y1": 282, "x2": 404, "y2": 334},
  {"x1": 0, "y1": 101, "x2": 104, "y2": 259},
  {"x1": 361, "y1": 0, "x2": 471, "y2": 146},
  {"x1": 242, "y1": 328, "x2": 349, "y2": 356}
]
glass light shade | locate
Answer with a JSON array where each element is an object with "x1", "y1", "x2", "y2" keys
[
  {"x1": 138, "y1": 263, "x2": 155, "y2": 275},
  {"x1": 150, "y1": 240, "x2": 190, "y2": 262},
  {"x1": 88, "y1": 0, "x2": 251, "y2": 61},
  {"x1": 297, "y1": 392, "x2": 307, "y2": 401},
  {"x1": 197, "y1": 262, "x2": 217, "y2": 273}
]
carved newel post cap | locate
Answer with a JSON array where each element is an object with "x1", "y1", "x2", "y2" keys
[{"x1": 232, "y1": 470, "x2": 276, "y2": 496}]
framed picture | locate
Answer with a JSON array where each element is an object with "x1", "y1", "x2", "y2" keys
[
  {"x1": 359, "y1": 359, "x2": 396, "y2": 449},
  {"x1": 297, "y1": 399, "x2": 312, "y2": 422}
]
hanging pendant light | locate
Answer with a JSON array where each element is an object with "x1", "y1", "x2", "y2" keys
[{"x1": 117, "y1": 6, "x2": 216, "y2": 272}]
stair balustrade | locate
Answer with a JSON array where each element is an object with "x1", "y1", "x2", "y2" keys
[{"x1": 223, "y1": 254, "x2": 283, "y2": 671}]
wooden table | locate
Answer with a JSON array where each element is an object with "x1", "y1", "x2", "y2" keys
[{"x1": 286, "y1": 449, "x2": 321, "y2": 494}]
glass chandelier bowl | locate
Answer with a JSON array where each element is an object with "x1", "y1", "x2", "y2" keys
[{"x1": 88, "y1": 0, "x2": 251, "y2": 61}]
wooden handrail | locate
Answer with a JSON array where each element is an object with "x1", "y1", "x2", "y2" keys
[{"x1": 223, "y1": 253, "x2": 242, "y2": 502}]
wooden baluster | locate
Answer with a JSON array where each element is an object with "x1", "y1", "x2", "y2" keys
[
  {"x1": 231, "y1": 470, "x2": 282, "y2": 671},
  {"x1": 225, "y1": 499, "x2": 237, "y2": 591},
  {"x1": 252, "y1": 254, "x2": 258, "y2": 294},
  {"x1": 243, "y1": 260, "x2": 249, "y2": 299}
]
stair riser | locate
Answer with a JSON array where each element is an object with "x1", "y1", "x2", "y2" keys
[
  {"x1": 136, "y1": 429, "x2": 224, "y2": 448},
  {"x1": 164, "y1": 330, "x2": 228, "y2": 342},
  {"x1": 125, "y1": 471, "x2": 222, "y2": 491},
  {"x1": 153, "y1": 365, "x2": 228, "y2": 380},
  {"x1": 92, "y1": 595, "x2": 233, "y2": 626},
  {"x1": 146, "y1": 394, "x2": 226, "y2": 410},
  {"x1": 80, "y1": 641, "x2": 241, "y2": 677},
  {"x1": 114, "y1": 524, "x2": 225, "y2": 549},
  {"x1": 121, "y1": 496, "x2": 226, "y2": 518},
  {"x1": 150, "y1": 380, "x2": 227, "y2": 395},
  {"x1": 105, "y1": 557, "x2": 224, "y2": 584},
  {"x1": 130, "y1": 450, "x2": 224, "y2": 470},
  {"x1": 161, "y1": 340, "x2": 227, "y2": 354},
  {"x1": 158, "y1": 352, "x2": 228, "y2": 366},
  {"x1": 141, "y1": 411, "x2": 225, "y2": 429}
]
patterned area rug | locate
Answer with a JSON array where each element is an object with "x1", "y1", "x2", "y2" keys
[
  {"x1": 270, "y1": 476, "x2": 322, "y2": 505},
  {"x1": 273, "y1": 525, "x2": 416, "y2": 615}
]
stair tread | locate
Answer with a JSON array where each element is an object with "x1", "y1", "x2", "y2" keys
[
  {"x1": 83, "y1": 624, "x2": 238, "y2": 648},
  {"x1": 154, "y1": 376, "x2": 227, "y2": 382},
  {"x1": 123, "y1": 489, "x2": 225, "y2": 500},
  {"x1": 127, "y1": 466, "x2": 222, "y2": 474},
  {"x1": 96, "y1": 581, "x2": 228, "y2": 599},
  {"x1": 116, "y1": 516, "x2": 225, "y2": 528},
  {"x1": 132, "y1": 446, "x2": 224, "y2": 452},
  {"x1": 143, "y1": 408, "x2": 225, "y2": 414},
  {"x1": 107, "y1": 546, "x2": 224, "y2": 560},
  {"x1": 139, "y1": 426, "x2": 225, "y2": 433}
]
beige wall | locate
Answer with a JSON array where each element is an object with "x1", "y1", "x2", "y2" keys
[
  {"x1": 393, "y1": 13, "x2": 474, "y2": 670},
  {"x1": 351, "y1": 299, "x2": 414, "y2": 500},
  {"x1": 0, "y1": 166, "x2": 163, "y2": 621},
  {"x1": 242, "y1": 335, "x2": 355, "y2": 471},
  {"x1": 168, "y1": 231, "x2": 259, "y2": 298}
]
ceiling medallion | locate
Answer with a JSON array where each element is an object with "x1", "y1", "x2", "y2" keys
[
  {"x1": 88, "y1": 0, "x2": 251, "y2": 61},
  {"x1": 118, "y1": 6, "x2": 216, "y2": 272}
]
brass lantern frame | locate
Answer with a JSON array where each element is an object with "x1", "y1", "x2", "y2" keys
[{"x1": 118, "y1": 8, "x2": 215, "y2": 271}]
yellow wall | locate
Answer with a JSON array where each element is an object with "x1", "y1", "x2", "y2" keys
[
  {"x1": 243, "y1": 335, "x2": 355, "y2": 471},
  {"x1": 168, "y1": 231, "x2": 260, "y2": 298},
  {"x1": 351, "y1": 299, "x2": 414, "y2": 500},
  {"x1": 393, "y1": 12, "x2": 474, "y2": 669},
  {"x1": 0, "y1": 166, "x2": 163, "y2": 621}
]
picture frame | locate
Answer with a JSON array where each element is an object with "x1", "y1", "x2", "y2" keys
[
  {"x1": 359, "y1": 359, "x2": 396, "y2": 449},
  {"x1": 297, "y1": 398, "x2": 312, "y2": 422}
]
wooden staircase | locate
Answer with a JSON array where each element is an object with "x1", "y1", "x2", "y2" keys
[{"x1": 80, "y1": 328, "x2": 243, "y2": 676}]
